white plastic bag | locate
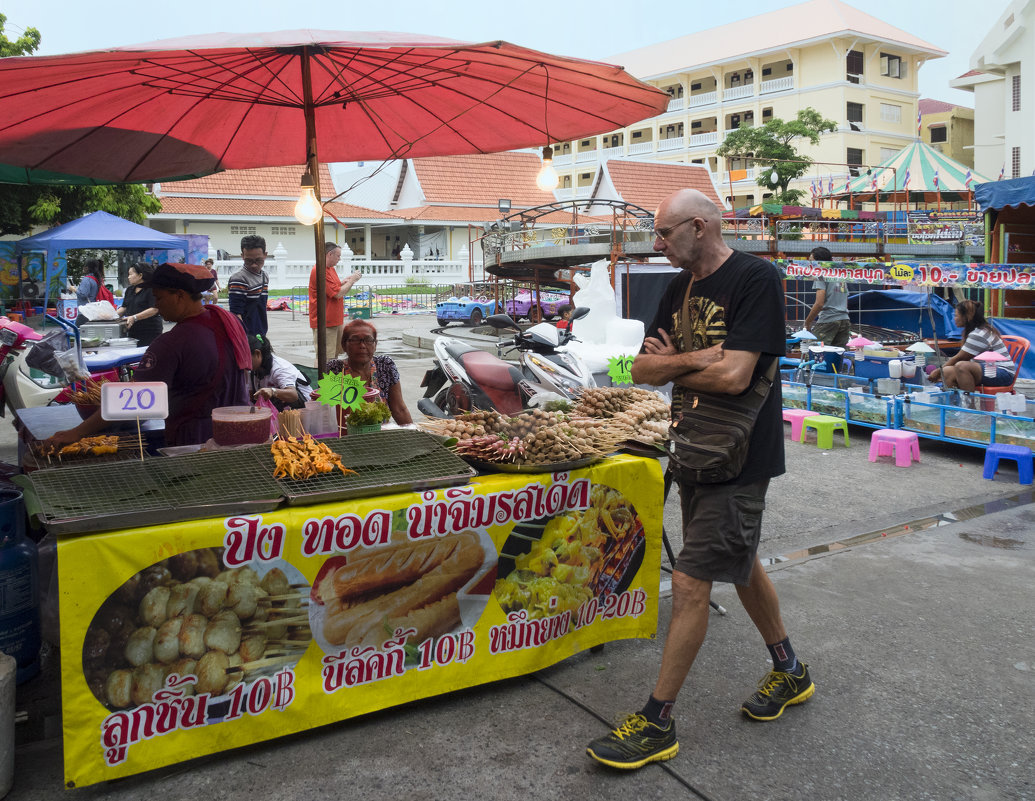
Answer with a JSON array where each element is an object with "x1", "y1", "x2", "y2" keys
[{"x1": 76, "y1": 300, "x2": 118, "y2": 321}]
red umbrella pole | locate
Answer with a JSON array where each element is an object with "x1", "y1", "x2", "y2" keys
[{"x1": 301, "y1": 47, "x2": 329, "y2": 376}]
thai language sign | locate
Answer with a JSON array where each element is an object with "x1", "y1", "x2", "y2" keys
[
  {"x1": 905, "y1": 211, "x2": 983, "y2": 245},
  {"x1": 58, "y1": 456, "x2": 662, "y2": 787},
  {"x1": 776, "y1": 260, "x2": 1035, "y2": 290}
]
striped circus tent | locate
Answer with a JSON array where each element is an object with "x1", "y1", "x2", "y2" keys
[{"x1": 830, "y1": 142, "x2": 995, "y2": 203}]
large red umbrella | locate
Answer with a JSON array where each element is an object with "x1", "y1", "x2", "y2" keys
[{"x1": 0, "y1": 30, "x2": 667, "y2": 366}]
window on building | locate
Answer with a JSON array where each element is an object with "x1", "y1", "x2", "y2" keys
[
  {"x1": 880, "y1": 53, "x2": 903, "y2": 78},
  {"x1": 786, "y1": 62, "x2": 794, "y2": 72},
  {"x1": 880, "y1": 103, "x2": 902, "y2": 123},
  {"x1": 270, "y1": 226, "x2": 297, "y2": 236},
  {"x1": 691, "y1": 120, "x2": 702, "y2": 129},
  {"x1": 846, "y1": 50, "x2": 864, "y2": 83},
  {"x1": 1013, "y1": 147, "x2": 1021, "y2": 178},
  {"x1": 847, "y1": 102, "x2": 864, "y2": 131},
  {"x1": 879, "y1": 147, "x2": 900, "y2": 162},
  {"x1": 631, "y1": 130, "x2": 642, "y2": 139},
  {"x1": 762, "y1": 67, "x2": 772, "y2": 77},
  {"x1": 230, "y1": 225, "x2": 257, "y2": 236},
  {"x1": 690, "y1": 82, "x2": 702, "y2": 91},
  {"x1": 847, "y1": 147, "x2": 864, "y2": 176},
  {"x1": 580, "y1": 139, "x2": 591, "y2": 147},
  {"x1": 1012, "y1": 75, "x2": 1021, "y2": 112},
  {"x1": 929, "y1": 126, "x2": 947, "y2": 143},
  {"x1": 762, "y1": 107, "x2": 773, "y2": 119}
]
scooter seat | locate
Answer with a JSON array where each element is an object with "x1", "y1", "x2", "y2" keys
[{"x1": 458, "y1": 350, "x2": 525, "y2": 391}]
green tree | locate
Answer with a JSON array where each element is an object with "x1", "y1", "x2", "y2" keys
[
  {"x1": 0, "y1": 17, "x2": 162, "y2": 235},
  {"x1": 0, "y1": 13, "x2": 41, "y2": 56},
  {"x1": 716, "y1": 108, "x2": 837, "y2": 204}
]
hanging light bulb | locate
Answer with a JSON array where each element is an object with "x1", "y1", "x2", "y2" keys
[
  {"x1": 770, "y1": 168, "x2": 780, "y2": 184},
  {"x1": 294, "y1": 171, "x2": 323, "y2": 225},
  {"x1": 536, "y1": 145, "x2": 559, "y2": 191}
]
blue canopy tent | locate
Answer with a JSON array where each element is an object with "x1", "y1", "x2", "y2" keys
[
  {"x1": 15, "y1": 211, "x2": 187, "y2": 312},
  {"x1": 848, "y1": 290, "x2": 960, "y2": 339}
]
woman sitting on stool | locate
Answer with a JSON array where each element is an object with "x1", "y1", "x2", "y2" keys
[{"x1": 929, "y1": 300, "x2": 1015, "y2": 391}]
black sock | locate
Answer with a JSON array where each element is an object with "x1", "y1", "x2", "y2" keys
[
  {"x1": 640, "y1": 694, "x2": 674, "y2": 726},
  {"x1": 767, "y1": 637, "x2": 799, "y2": 673}
]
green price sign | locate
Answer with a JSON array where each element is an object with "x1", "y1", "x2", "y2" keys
[
  {"x1": 317, "y1": 373, "x2": 367, "y2": 411},
  {"x1": 607, "y1": 355, "x2": 635, "y2": 386}
]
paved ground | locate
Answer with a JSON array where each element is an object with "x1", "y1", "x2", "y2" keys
[{"x1": 5, "y1": 309, "x2": 1034, "y2": 800}]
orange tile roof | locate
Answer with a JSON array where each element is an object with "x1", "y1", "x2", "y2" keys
[
  {"x1": 919, "y1": 98, "x2": 967, "y2": 114},
  {"x1": 158, "y1": 197, "x2": 396, "y2": 220},
  {"x1": 955, "y1": 69, "x2": 984, "y2": 79},
  {"x1": 410, "y1": 152, "x2": 558, "y2": 207},
  {"x1": 160, "y1": 164, "x2": 340, "y2": 201},
  {"x1": 604, "y1": 161, "x2": 722, "y2": 211}
]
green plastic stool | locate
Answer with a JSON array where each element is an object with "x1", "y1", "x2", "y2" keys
[{"x1": 800, "y1": 414, "x2": 850, "y2": 449}]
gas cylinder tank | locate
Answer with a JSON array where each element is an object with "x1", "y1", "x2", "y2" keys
[{"x1": 0, "y1": 489, "x2": 40, "y2": 684}]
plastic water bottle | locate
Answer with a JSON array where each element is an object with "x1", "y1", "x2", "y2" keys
[
  {"x1": 0, "y1": 490, "x2": 40, "y2": 684},
  {"x1": 888, "y1": 359, "x2": 902, "y2": 379}
]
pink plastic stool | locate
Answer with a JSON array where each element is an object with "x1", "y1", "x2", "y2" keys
[
  {"x1": 782, "y1": 408, "x2": 815, "y2": 441},
  {"x1": 868, "y1": 429, "x2": 921, "y2": 467}
]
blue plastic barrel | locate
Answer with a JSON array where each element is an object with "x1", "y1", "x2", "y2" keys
[{"x1": 0, "y1": 490, "x2": 40, "y2": 684}]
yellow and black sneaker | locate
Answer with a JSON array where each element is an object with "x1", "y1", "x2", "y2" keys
[
  {"x1": 586, "y1": 714, "x2": 678, "y2": 769},
  {"x1": 741, "y1": 662, "x2": 815, "y2": 721}
]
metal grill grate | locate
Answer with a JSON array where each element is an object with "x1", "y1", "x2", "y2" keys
[
  {"x1": 260, "y1": 429, "x2": 475, "y2": 504},
  {"x1": 28, "y1": 460, "x2": 169, "y2": 532},
  {"x1": 146, "y1": 449, "x2": 283, "y2": 508}
]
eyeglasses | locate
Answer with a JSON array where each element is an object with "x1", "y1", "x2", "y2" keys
[
  {"x1": 345, "y1": 336, "x2": 376, "y2": 346},
  {"x1": 243, "y1": 257, "x2": 266, "y2": 267},
  {"x1": 653, "y1": 217, "x2": 696, "y2": 241}
]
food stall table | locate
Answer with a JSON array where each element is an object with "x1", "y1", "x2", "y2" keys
[{"x1": 48, "y1": 452, "x2": 662, "y2": 787}]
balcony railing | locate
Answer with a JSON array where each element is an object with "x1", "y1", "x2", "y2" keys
[
  {"x1": 555, "y1": 187, "x2": 574, "y2": 200},
  {"x1": 723, "y1": 84, "x2": 755, "y2": 101},
  {"x1": 760, "y1": 76, "x2": 794, "y2": 94},
  {"x1": 628, "y1": 141, "x2": 654, "y2": 155},
  {"x1": 574, "y1": 186, "x2": 593, "y2": 198},
  {"x1": 600, "y1": 145, "x2": 624, "y2": 159},
  {"x1": 667, "y1": 97, "x2": 685, "y2": 112},
  {"x1": 688, "y1": 131, "x2": 719, "y2": 147},
  {"x1": 657, "y1": 136, "x2": 686, "y2": 151},
  {"x1": 688, "y1": 91, "x2": 717, "y2": 108},
  {"x1": 575, "y1": 150, "x2": 597, "y2": 163},
  {"x1": 553, "y1": 152, "x2": 573, "y2": 166}
]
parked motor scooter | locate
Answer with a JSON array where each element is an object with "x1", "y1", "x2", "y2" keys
[
  {"x1": 0, "y1": 315, "x2": 146, "y2": 417},
  {"x1": 417, "y1": 308, "x2": 593, "y2": 418}
]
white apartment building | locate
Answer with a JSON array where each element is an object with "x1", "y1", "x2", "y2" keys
[{"x1": 548, "y1": 0, "x2": 946, "y2": 208}]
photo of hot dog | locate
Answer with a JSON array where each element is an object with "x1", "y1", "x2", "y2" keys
[{"x1": 312, "y1": 530, "x2": 490, "y2": 653}]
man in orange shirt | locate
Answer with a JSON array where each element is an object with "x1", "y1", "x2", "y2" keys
[{"x1": 309, "y1": 242, "x2": 363, "y2": 366}]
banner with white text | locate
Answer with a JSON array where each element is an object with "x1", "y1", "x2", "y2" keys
[
  {"x1": 776, "y1": 260, "x2": 1035, "y2": 290},
  {"x1": 58, "y1": 455, "x2": 663, "y2": 787}
]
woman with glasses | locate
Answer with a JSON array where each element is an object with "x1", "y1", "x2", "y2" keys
[{"x1": 323, "y1": 320, "x2": 413, "y2": 425}]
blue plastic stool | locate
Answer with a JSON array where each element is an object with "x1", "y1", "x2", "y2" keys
[{"x1": 982, "y1": 443, "x2": 1034, "y2": 485}]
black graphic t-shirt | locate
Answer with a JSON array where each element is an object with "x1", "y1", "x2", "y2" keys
[{"x1": 646, "y1": 251, "x2": 786, "y2": 484}]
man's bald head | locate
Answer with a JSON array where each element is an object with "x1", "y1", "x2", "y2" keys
[
  {"x1": 653, "y1": 188, "x2": 732, "y2": 276},
  {"x1": 660, "y1": 189, "x2": 722, "y2": 227}
]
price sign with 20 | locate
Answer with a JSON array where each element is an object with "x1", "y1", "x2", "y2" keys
[
  {"x1": 316, "y1": 373, "x2": 367, "y2": 411},
  {"x1": 100, "y1": 382, "x2": 169, "y2": 420}
]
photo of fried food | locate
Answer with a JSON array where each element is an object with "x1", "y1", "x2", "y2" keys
[
  {"x1": 494, "y1": 484, "x2": 645, "y2": 619},
  {"x1": 311, "y1": 530, "x2": 489, "y2": 653},
  {"x1": 82, "y1": 549, "x2": 311, "y2": 710}
]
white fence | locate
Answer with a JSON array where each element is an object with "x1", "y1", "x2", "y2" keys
[{"x1": 210, "y1": 256, "x2": 476, "y2": 290}]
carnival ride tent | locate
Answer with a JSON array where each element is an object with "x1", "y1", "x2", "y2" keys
[
  {"x1": 828, "y1": 142, "x2": 995, "y2": 207},
  {"x1": 14, "y1": 210, "x2": 187, "y2": 307}
]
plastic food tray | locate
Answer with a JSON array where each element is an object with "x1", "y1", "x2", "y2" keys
[{"x1": 257, "y1": 429, "x2": 476, "y2": 505}]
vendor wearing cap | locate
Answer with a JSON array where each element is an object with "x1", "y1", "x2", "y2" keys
[{"x1": 48, "y1": 263, "x2": 251, "y2": 448}]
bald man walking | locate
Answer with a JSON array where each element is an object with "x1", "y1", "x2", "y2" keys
[{"x1": 587, "y1": 189, "x2": 814, "y2": 770}]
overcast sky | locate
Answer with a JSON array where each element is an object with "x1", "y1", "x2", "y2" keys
[{"x1": 2, "y1": 0, "x2": 996, "y2": 106}]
